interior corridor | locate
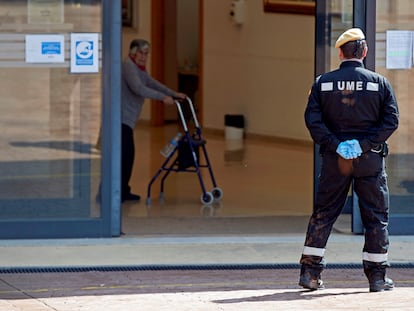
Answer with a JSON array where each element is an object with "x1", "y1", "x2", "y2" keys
[{"x1": 120, "y1": 122, "x2": 318, "y2": 236}]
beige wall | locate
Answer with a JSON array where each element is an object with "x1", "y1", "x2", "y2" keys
[
  {"x1": 122, "y1": 0, "x2": 315, "y2": 142},
  {"x1": 203, "y1": 0, "x2": 314, "y2": 141},
  {"x1": 177, "y1": 0, "x2": 199, "y2": 69}
]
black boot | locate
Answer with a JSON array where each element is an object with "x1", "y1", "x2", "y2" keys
[
  {"x1": 299, "y1": 265, "x2": 324, "y2": 290},
  {"x1": 299, "y1": 255, "x2": 325, "y2": 290},
  {"x1": 369, "y1": 276, "x2": 394, "y2": 292},
  {"x1": 363, "y1": 260, "x2": 394, "y2": 292}
]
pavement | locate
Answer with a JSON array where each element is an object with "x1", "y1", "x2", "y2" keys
[{"x1": 0, "y1": 231, "x2": 413, "y2": 310}]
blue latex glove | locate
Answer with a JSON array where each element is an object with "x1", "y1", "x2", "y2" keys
[
  {"x1": 336, "y1": 142, "x2": 351, "y2": 159},
  {"x1": 342, "y1": 141, "x2": 357, "y2": 159},
  {"x1": 347, "y1": 139, "x2": 362, "y2": 158}
]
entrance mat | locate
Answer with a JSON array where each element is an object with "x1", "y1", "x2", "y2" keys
[{"x1": 0, "y1": 263, "x2": 413, "y2": 274}]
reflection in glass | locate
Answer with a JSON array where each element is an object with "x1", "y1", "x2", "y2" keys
[
  {"x1": 376, "y1": 1, "x2": 414, "y2": 216},
  {"x1": 0, "y1": 1, "x2": 102, "y2": 219}
]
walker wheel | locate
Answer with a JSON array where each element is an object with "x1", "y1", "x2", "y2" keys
[
  {"x1": 211, "y1": 187, "x2": 223, "y2": 201},
  {"x1": 200, "y1": 192, "x2": 214, "y2": 205}
]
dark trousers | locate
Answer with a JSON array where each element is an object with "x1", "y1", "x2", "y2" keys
[
  {"x1": 121, "y1": 124, "x2": 135, "y2": 198},
  {"x1": 301, "y1": 151, "x2": 389, "y2": 266}
]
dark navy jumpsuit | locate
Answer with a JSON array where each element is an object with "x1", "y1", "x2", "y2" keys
[{"x1": 301, "y1": 60, "x2": 399, "y2": 274}]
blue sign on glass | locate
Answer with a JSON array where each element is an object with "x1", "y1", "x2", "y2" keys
[
  {"x1": 75, "y1": 41, "x2": 94, "y2": 66},
  {"x1": 41, "y1": 42, "x2": 61, "y2": 55}
]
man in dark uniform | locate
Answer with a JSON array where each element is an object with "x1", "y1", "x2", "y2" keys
[{"x1": 299, "y1": 28, "x2": 399, "y2": 292}]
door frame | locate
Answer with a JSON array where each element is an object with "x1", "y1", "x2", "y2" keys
[{"x1": 150, "y1": 0, "x2": 203, "y2": 125}]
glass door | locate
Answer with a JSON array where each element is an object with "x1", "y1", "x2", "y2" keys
[
  {"x1": 315, "y1": 0, "x2": 414, "y2": 234},
  {"x1": 0, "y1": 0, "x2": 117, "y2": 238},
  {"x1": 374, "y1": 1, "x2": 414, "y2": 234}
]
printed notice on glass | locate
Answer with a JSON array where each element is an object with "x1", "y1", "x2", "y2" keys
[
  {"x1": 70, "y1": 33, "x2": 99, "y2": 73},
  {"x1": 25, "y1": 34, "x2": 65, "y2": 63},
  {"x1": 28, "y1": 0, "x2": 64, "y2": 24},
  {"x1": 386, "y1": 30, "x2": 413, "y2": 69}
]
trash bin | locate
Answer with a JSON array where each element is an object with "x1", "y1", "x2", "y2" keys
[
  {"x1": 224, "y1": 114, "x2": 245, "y2": 164},
  {"x1": 224, "y1": 114, "x2": 244, "y2": 140}
]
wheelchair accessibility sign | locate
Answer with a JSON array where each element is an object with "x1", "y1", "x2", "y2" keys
[
  {"x1": 75, "y1": 41, "x2": 94, "y2": 65},
  {"x1": 70, "y1": 33, "x2": 99, "y2": 73}
]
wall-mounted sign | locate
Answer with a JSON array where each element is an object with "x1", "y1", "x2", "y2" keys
[
  {"x1": 386, "y1": 30, "x2": 413, "y2": 69},
  {"x1": 70, "y1": 33, "x2": 99, "y2": 73},
  {"x1": 28, "y1": 0, "x2": 64, "y2": 24},
  {"x1": 25, "y1": 34, "x2": 65, "y2": 63}
]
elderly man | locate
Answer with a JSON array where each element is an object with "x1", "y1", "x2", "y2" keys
[{"x1": 299, "y1": 28, "x2": 399, "y2": 292}]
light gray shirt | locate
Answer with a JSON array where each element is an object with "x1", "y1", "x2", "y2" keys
[{"x1": 121, "y1": 56, "x2": 175, "y2": 129}]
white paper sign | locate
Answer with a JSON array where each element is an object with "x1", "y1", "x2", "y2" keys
[
  {"x1": 25, "y1": 34, "x2": 65, "y2": 63},
  {"x1": 70, "y1": 33, "x2": 99, "y2": 73},
  {"x1": 28, "y1": 0, "x2": 64, "y2": 24},
  {"x1": 386, "y1": 30, "x2": 413, "y2": 69}
]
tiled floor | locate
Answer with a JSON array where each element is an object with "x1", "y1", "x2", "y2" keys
[{"x1": 121, "y1": 122, "x2": 316, "y2": 235}]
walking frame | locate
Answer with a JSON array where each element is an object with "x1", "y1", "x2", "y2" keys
[{"x1": 146, "y1": 97, "x2": 223, "y2": 205}]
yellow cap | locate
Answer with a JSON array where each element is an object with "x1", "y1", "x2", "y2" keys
[{"x1": 335, "y1": 28, "x2": 365, "y2": 48}]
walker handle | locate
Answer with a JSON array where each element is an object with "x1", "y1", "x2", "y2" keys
[{"x1": 174, "y1": 97, "x2": 200, "y2": 130}]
